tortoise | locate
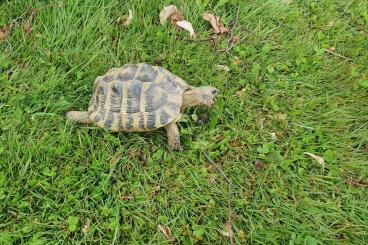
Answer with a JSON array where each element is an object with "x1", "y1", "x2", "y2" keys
[{"x1": 66, "y1": 63, "x2": 219, "y2": 150}]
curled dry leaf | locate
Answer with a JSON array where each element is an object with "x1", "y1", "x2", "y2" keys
[
  {"x1": 176, "y1": 20, "x2": 196, "y2": 38},
  {"x1": 170, "y1": 9, "x2": 184, "y2": 25},
  {"x1": 82, "y1": 218, "x2": 91, "y2": 235},
  {"x1": 304, "y1": 152, "x2": 325, "y2": 167},
  {"x1": 0, "y1": 23, "x2": 12, "y2": 40},
  {"x1": 159, "y1": 5, "x2": 178, "y2": 24},
  {"x1": 203, "y1": 12, "x2": 228, "y2": 34},
  {"x1": 159, "y1": 5, "x2": 196, "y2": 38},
  {"x1": 23, "y1": 9, "x2": 37, "y2": 34},
  {"x1": 158, "y1": 224, "x2": 171, "y2": 239}
]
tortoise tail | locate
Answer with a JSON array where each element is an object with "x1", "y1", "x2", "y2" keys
[{"x1": 66, "y1": 111, "x2": 92, "y2": 124}]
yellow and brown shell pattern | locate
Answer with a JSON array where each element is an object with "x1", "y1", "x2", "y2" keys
[{"x1": 88, "y1": 63, "x2": 191, "y2": 132}]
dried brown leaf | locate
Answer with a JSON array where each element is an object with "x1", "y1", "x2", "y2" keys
[
  {"x1": 82, "y1": 218, "x2": 91, "y2": 235},
  {"x1": 0, "y1": 24, "x2": 12, "y2": 40},
  {"x1": 170, "y1": 10, "x2": 184, "y2": 25},
  {"x1": 175, "y1": 20, "x2": 196, "y2": 38},
  {"x1": 158, "y1": 224, "x2": 171, "y2": 239},
  {"x1": 23, "y1": 9, "x2": 37, "y2": 34},
  {"x1": 304, "y1": 152, "x2": 325, "y2": 167},
  {"x1": 159, "y1": 5, "x2": 178, "y2": 24},
  {"x1": 203, "y1": 12, "x2": 228, "y2": 34}
]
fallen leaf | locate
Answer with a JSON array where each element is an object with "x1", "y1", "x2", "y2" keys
[
  {"x1": 0, "y1": 23, "x2": 12, "y2": 40},
  {"x1": 203, "y1": 12, "x2": 228, "y2": 34},
  {"x1": 215, "y1": 64, "x2": 230, "y2": 72},
  {"x1": 170, "y1": 9, "x2": 184, "y2": 25},
  {"x1": 175, "y1": 20, "x2": 196, "y2": 38},
  {"x1": 159, "y1": 5, "x2": 178, "y2": 24},
  {"x1": 23, "y1": 9, "x2": 37, "y2": 34},
  {"x1": 158, "y1": 224, "x2": 171, "y2": 238},
  {"x1": 82, "y1": 218, "x2": 91, "y2": 235},
  {"x1": 304, "y1": 152, "x2": 325, "y2": 167}
]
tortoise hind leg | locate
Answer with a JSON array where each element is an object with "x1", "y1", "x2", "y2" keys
[
  {"x1": 66, "y1": 111, "x2": 92, "y2": 124},
  {"x1": 165, "y1": 121, "x2": 182, "y2": 151}
]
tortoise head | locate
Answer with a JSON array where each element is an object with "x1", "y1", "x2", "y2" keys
[{"x1": 182, "y1": 86, "x2": 219, "y2": 108}]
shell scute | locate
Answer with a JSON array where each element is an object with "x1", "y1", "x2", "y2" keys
[{"x1": 89, "y1": 63, "x2": 189, "y2": 131}]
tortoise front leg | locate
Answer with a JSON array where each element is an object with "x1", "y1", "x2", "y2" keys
[{"x1": 165, "y1": 121, "x2": 182, "y2": 151}]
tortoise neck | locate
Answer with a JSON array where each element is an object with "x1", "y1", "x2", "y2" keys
[{"x1": 182, "y1": 88, "x2": 203, "y2": 108}]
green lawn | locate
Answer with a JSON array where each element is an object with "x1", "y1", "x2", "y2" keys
[{"x1": 1, "y1": 0, "x2": 368, "y2": 244}]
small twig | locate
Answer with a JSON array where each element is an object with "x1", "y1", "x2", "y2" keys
[
  {"x1": 204, "y1": 153, "x2": 233, "y2": 186},
  {"x1": 204, "y1": 153, "x2": 234, "y2": 245},
  {"x1": 221, "y1": 4, "x2": 241, "y2": 52},
  {"x1": 323, "y1": 48, "x2": 353, "y2": 61},
  {"x1": 229, "y1": 4, "x2": 241, "y2": 32}
]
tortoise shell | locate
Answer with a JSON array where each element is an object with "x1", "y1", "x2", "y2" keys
[{"x1": 87, "y1": 63, "x2": 191, "y2": 132}]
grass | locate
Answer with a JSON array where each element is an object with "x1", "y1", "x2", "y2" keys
[{"x1": 1, "y1": 0, "x2": 368, "y2": 244}]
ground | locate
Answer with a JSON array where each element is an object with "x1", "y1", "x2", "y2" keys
[{"x1": 1, "y1": 0, "x2": 368, "y2": 244}]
